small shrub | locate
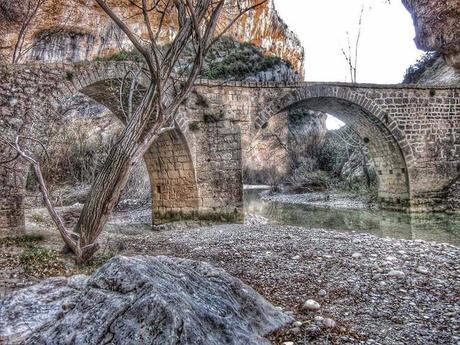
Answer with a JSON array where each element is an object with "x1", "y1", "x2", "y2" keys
[
  {"x1": 25, "y1": 166, "x2": 39, "y2": 192},
  {"x1": 96, "y1": 49, "x2": 144, "y2": 62},
  {"x1": 0, "y1": 234, "x2": 44, "y2": 247},
  {"x1": 65, "y1": 71, "x2": 74, "y2": 81},
  {"x1": 31, "y1": 212, "x2": 47, "y2": 224},
  {"x1": 189, "y1": 122, "x2": 200, "y2": 132},
  {"x1": 193, "y1": 91, "x2": 209, "y2": 108},
  {"x1": 403, "y1": 52, "x2": 440, "y2": 84},
  {"x1": 20, "y1": 247, "x2": 64, "y2": 277},
  {"x1": 203, "y1": 111, "x2": 224, "y2": 123},
  {"x1": 76, "y1": 250, "x2": 118, "y2": 274},
  {"x1": 286, "y1": 169, "x2": 330, "y2": 193}
]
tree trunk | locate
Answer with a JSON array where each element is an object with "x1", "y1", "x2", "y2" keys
[
  {"x1": 74, "y1": 84, "x2": 158, "y2": 254},
  {"x1": 361, "y1": 148, "x2": 371, "y2": 188}
]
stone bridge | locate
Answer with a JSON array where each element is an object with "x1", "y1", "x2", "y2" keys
[{"x1": 1, "y1": 61, "x2": 459, "y2": 233}]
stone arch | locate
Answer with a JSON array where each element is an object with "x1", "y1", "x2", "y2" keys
[
  {"x1": 0, "y1": 62, "x2": 198, "y2": 233},
  {"x1": 255, "y1": 86, "x2": 411, "y2": 211}
]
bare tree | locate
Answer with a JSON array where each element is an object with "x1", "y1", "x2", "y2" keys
[
  {"x1": 65, "y1": 0, "x2": 264, "y2": 262},
  {"x1": 0, "y1": 135, "x2": 85, "y2": 257},
  {"x1": 2, "y1": 0, "x2": 267, "y2": 263},
  {"x1": 341, "y1": 5, "x2": 364, "y2": 83},
  {"x1": 330, "y1": 127, "x2": 372, "y2": 187},
  {"x1": 44, "y1": 0, "x2": 266, "y2": 263}
]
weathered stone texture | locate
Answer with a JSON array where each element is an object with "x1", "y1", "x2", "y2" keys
[
  {"x1": 0, "y1": 0, "x2": 304, "y2": 76},
  {"x1": 402, "y1": 0, "x2": 460, "y2": 68},
  {"x1": 0, "y1": 256, "x2": 292, "y2": 344},
  {"x1": 145, "y1": 130, "x2": 200, "y2": 224},
  {"x1": 0, "y1": 62, "x2": 459, "y2": 233}
]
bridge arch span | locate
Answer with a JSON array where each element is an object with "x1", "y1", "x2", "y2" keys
[
  {"x1": 255, "y1": 85, "x2": 412, "y2": 210},
  {"x1": 0, "y1": 62, "x2": 199, "y2": 233}
]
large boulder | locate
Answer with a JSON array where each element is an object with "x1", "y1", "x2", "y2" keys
[{"x1": 0, "y1": 256, "x2": 291, "y2": 345}]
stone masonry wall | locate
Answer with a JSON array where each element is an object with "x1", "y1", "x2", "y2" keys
[
  {"x1": 251, "y1": 83, "x2": 460, "y2": 212},
  {"x1": 144, "y1": 130, "x2": 200, "y2": 225}
]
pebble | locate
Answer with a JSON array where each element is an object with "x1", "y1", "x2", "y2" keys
[
  {"x1": 303, "y1": 299, "x2": 321, "y2": 311},
  {"x1": 282, "y1": 342, "x2": 294, "y2": 345},
  {"x1": 387, "y1": 270, "x2": 406, "y2": 278},
  {"x1": 314, "y1": 316, "x2": 324, "y2": 322},
  {"x1": 385, "y1": 256, "x2": 397, "y2": 261},
  {"x1": 318, "y1": 289, "x2": 327, "y2": 297},
  {"x1": 352, "y1": 252, "x2": 363, "y2": 258},
  {"x1": 293, "y1": 321, "x2": 303, "y2": 327},
  {"x1": 416, "y1": 266, "x2": 429, "y2": 274},
  {"x1": 290, "y1": 327, "x2": 301, "y2": 334},
  {"x1": 292, "y1": 255, "x2": 301, "y2": 260},
  {"x1": 323, "y1": 318, "x2": 337, "y2": 328}
]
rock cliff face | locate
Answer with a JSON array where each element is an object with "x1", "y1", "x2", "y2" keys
[
  {"x1": 0, "y1": 0, "x2": 304, "y2": 76},
  {"x1": 402, "y1": 0, "x2": 460, "y2": 68},
  {"x1": 403, "y1": 53, "x2": 460, "y2": 85}
]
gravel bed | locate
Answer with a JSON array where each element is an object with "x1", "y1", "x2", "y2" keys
[
  {"x1": 2, "y1": 214, "x2": 459, "y2": 344},
  {"x1": 261, "y1": 192, "x2": 373, "y2": 210},
  {"x1": 107, "y1": 224, "x2": 460, "y2": 345}
]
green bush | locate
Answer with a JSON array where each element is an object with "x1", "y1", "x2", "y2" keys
[
  {"x1": 202, "y1": 37, "x2": 286, "y2": 80},
  {"x1": 96, "y1": 49, "x2": 144, "y2": 63},
  {"x1": 403, "y1": 52, "x2": 440, "y2": 84}
]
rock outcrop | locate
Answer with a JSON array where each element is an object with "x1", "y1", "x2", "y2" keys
[
  {"x1": 402, "y1": 0, "x2": 460, "y2": 68},
  {"x1": 403, "y1": 52, "x2": 460, "y2": 85},
  {"x1": 0, "y1": 255, "x2": 292, "y2": 345},
  {"x1": 0, "y1": 0, "x2": 304, "y2": 76}
]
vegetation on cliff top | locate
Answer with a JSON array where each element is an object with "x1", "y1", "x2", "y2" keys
[
  {"x1": 97, "y1": 37, "x2": 293, "y2": 81},
  {"x1": 403, "y1": 51, "x2": 440, "y2": 84}
]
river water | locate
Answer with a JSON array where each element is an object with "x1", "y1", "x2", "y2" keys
[{"x1": 244, "y1": 188, "x2": 460, "y2": 246}]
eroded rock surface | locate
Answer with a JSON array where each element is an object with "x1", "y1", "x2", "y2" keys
[
  {"x1": 0, "y1": 256, "x2": 291, "y2": 345},
  {"x1": 403, "y1": 0, "x2": 460, "y2": 68},
  {"x1": 0, "y1": 0, "x2": 304, "y2": 76}
]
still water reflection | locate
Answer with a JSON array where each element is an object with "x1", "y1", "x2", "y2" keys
[{"x1": 244, "y1": 189, "x2": 460, "y2": 246}]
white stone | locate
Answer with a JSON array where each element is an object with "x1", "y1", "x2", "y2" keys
[
  {"x1": 303, "y1": 299, "x2": 321, "y2": 311},
  {"x1": 314, "y1": 316, "x2": 324, "y2": 322},
  {"x1": 352, "y1": 252, "x2": 363, "y2": 258},
  {"x1": 292, "y1": 255, "x2": 301, "y2": 260},
  {"x1": 293, "y1": 321, "x2": 303, "y2": 327},
  {"x1": 318, "y1": 289, "x2": 327, "y2": 297},
  {"x1": 283, "y1": 342, "x2": 294, "y2": 345},
  {"x1": 388, "y1": 270, "x2": 406, "y2": 278},
  {"x1": 416, "y1": 266, "x2": 429, "y2": 274},
  {"x1": 323, "y1": 318, "x2": 336, "y2": 328}
]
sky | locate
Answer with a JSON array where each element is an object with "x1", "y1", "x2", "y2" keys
[
  {"x1": 273, "y1": 0, "x2": 424, "y2": 84},
  {"x1": 272, "y1": 0, "x2": 424, "y2": 129}
]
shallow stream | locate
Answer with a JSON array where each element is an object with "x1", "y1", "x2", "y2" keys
[{"x1": 244, "y1": 188, "x2": 460, "y2": 246}]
